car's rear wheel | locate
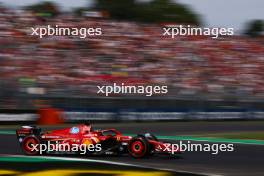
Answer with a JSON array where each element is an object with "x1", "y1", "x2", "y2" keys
[
  {"x1": 21, "y1": 136, "x2": 40, "y2": 155},
  {"x1": 128, "y1": 136, "x2": 150, "y2": 158}
]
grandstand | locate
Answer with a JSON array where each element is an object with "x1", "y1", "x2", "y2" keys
[{"x1": 0, "y1": 5, "x2": 263, "y2": 110}]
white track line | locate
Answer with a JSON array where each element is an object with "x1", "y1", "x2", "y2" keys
[{"x1": 0, "y1": 154, "x2": 222, "y2": 176}]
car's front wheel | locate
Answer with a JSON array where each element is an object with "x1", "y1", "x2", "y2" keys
[{"x1": 128, "y1": 136, "x2": 150, "y2": 158}]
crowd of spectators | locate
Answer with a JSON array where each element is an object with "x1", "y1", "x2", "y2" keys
[{"x1": 0, "y1": 5, "x2": 263, "y2": 108}]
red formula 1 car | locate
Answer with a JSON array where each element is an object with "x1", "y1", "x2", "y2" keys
[{"x1": 16, "y1": 123, "x2": 181, "y2": 158}]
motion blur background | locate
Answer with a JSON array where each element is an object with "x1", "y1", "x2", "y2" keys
[
  {"x1": 0, "y1": 2, "x2": 264, "y2": 176},
  {"x1": 0, "y1": 0, "x2": 263, "y2": 122}
]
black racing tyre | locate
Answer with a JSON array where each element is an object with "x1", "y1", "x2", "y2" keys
[
  {"x1": 21, "y1": 136, "x2": 40, "y2": 155},
  {"x1": 128, "y1": 136, "x2": 150, "y2": 158}
]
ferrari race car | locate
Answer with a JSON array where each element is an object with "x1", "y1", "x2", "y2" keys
[{"x1": 16, "y1": 124, "x2": 181, "y2": 158}]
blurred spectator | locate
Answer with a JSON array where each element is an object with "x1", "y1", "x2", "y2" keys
[{"x1": 0, "y1": 4, "x2": 263, "y2": 109}]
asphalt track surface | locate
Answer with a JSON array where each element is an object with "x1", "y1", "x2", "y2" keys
[{"x1": 0, "y1": 121, "x2": 264, "y2": 176}]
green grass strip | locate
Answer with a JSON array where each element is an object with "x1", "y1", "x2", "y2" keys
[
  {"x1": 124, "y1": 134, "x2": 264, "y2": 145},
  {"x1": 0, "y1": 156, "x2": 61, "y2": 162},
  {"x1": 158, "y1": 135, "x2": 264, "y2": 145},
  {"x1": 0, "y1": 130, "x2": 15, "y2": 135}
]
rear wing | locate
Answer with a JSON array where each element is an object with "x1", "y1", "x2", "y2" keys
[{"x1": 16, "y1": 126, "x2": 41, "y2": 143}]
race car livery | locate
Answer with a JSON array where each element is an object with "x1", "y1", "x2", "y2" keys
[{"x1": 16, "y1": 124, "x2": 181, "y2": 158}]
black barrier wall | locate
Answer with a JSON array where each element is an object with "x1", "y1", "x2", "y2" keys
[
  {"x1": 2, "y1": 96, "x2": 264, "y2": 112},
  {"x1": 47, "y1": 97, "x2": 264, "y2": 112},
  {"x1": 1, "y1": 97, "x2": 264, "y2": 122}
]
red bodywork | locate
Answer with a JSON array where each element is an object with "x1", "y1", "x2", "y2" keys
[{"x1": 40, "y1": 125, "x2": 131, "y2": 146}]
